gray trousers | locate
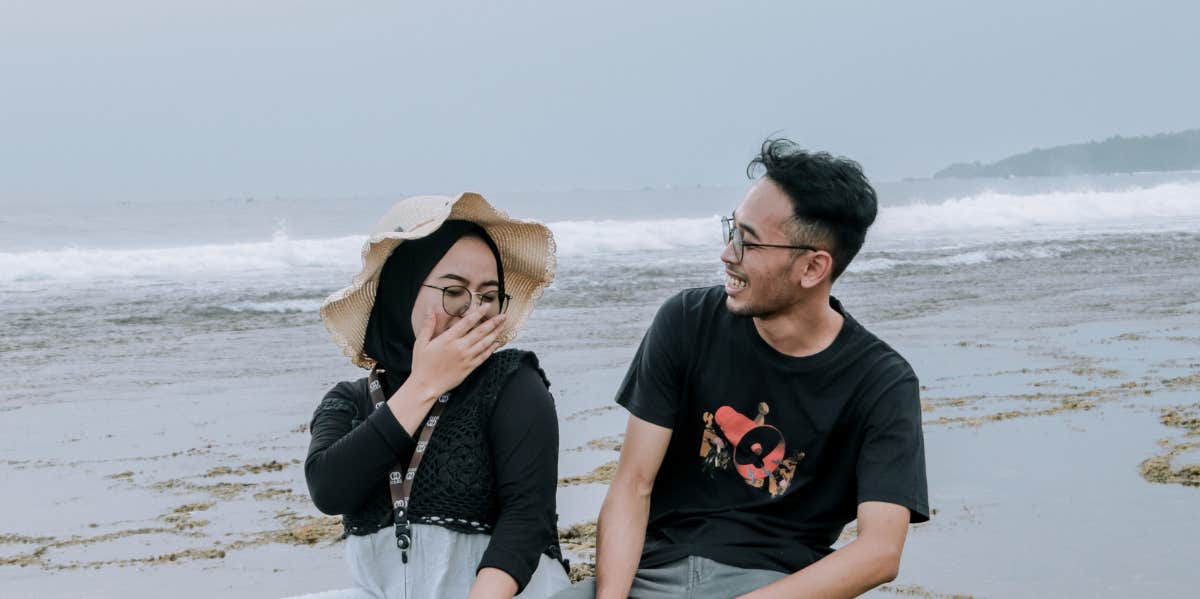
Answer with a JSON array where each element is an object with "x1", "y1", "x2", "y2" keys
[{"x1": 549, "y1": 556, "x2": 787, "y2": 599}]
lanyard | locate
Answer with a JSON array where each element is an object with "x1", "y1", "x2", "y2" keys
[{"x1": 368, "y1": 369, "x2": 450, "y2": 564}]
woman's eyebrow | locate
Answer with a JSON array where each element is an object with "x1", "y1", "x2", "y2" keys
[{"x1": 438, "y1": 273, "x2": 500, "y2": 288}]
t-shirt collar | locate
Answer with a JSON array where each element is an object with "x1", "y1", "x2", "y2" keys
[{"x1": 741, "y1": 295, "x2": 859, "y2": 372}]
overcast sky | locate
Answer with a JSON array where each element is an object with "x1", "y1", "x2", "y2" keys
[{"x1": 3, "y1": 1, "x2": 1197, "y2": 200}]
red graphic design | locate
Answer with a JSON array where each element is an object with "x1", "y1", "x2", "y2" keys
[
  {"x1": 714, "y1": 406, "x2": 787, "y2": 485},
  {"x1": 699, "y1": 402, "x2": 805, "y2": 497}
]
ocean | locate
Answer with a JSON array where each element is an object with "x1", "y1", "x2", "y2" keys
[{"x1": 3, "y1": 172, "x2": 1199, "y2": 411}]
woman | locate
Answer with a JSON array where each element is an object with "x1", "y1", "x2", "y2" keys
[{"x1": 302, "y1": 194, "x2": 569, "y2": 599}]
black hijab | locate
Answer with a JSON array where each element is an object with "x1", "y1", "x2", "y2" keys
[{"x1": 362, "y1": 220, "x2": 505, "y2": 391}]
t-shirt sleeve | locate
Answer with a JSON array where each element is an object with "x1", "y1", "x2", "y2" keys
[
  {"x1": 855, "y1": 375, "x2": 930, "y2": 523},
  {"x1": 614, "y1": 292, "x2": 689, "y2": 429}
]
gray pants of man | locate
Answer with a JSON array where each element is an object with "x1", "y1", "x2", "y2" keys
[{"x1": 549, "y1": 556, "x2": 787, "y2": 599}]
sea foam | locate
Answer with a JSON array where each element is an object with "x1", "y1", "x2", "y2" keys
[{"x1": 2, "y1": 182, "x2": 1196, "y2": 285}]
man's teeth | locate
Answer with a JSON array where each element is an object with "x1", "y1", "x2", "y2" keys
[{"x1": 726, "y1": 274, "x2": 747, "y2": 289}]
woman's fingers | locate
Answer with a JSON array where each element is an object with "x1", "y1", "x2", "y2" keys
[
  {"x1": 466, "y1": 340, "x2": 502, "y2": 370},
  {"x1": 445, "y1": 304, "x2": 488, "y2": 338},
  {"x1": 466, "y1": 322, "x2": 503, "y2": 357},
  {"x1": 462, "y1": 313, "x2": 505, "y2": 346},
  {"x1": 412, "y1": 304, "x2": 504, "y2": 394},
  {"x1": 416, "y1": 307, "x2": 436, "y2": 345}
]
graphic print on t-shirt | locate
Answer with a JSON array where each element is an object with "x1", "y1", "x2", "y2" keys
[{"x1": 699, "y1": 402, "x2": 806, "y2": 498}]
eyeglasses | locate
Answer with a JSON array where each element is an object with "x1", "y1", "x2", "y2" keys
[
  {"x1": 721, "y1": 216, "x2": 819, "y2": 264},
  {"x1": 420, "y1": 284, "x2": 510, "y2": 318}
]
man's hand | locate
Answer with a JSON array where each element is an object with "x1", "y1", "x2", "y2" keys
[
  {"x1": 594, "y1": 415, "x2": 672, "y2": 599},
  {"x1": 736, "y1": 501, "x2": 912, "y2": 599}
]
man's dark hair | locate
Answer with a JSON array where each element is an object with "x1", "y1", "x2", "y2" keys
[{"x1": 747, "y1": 138, "x2": 877, "y2": 281}]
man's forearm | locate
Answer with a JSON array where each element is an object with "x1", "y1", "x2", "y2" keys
[
  {"x1": 736, "y1": 537, "x2": 901, "y2": 599},
  {"x1": 594, "y1": 479, "x2": 651, "y2": 599}
]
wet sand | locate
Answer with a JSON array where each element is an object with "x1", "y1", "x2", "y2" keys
[{"x1": 3, "y1": 300, "x2": 1199, "y2": 598}]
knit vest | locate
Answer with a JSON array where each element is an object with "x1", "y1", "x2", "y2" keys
[{"x1": 338, "y1": 349, "x2": 546, "y2": 538}]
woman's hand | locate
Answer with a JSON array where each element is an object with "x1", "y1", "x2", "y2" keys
[
  {"x1": 411, "y1": 303, "x2": 506, "y2": 396},
  {"x1": 466, "y1": 567, "x2": 519, "y2": 599},
  {"x1": 389, "y1": 305, "x2": 505, "y2": 435}
]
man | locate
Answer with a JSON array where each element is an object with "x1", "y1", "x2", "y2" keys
[{"x1": 555, "y1": 139, "x2": 929, "y2": 598}]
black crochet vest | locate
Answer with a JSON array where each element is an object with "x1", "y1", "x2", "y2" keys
[{"x1": 341, "y1": 349, "x2": 551, "y2": 540}]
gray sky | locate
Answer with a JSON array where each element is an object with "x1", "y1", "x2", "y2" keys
[{"x1": 3, "y1": 1, "x2": 1197, "y2": 200}]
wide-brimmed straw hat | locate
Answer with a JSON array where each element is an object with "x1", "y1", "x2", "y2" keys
[{"x1": 321, "y1": 192, "x2": 556, "y2": 369}]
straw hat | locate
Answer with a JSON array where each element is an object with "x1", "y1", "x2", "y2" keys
[{"x1": 321, "y1": 192, "x2": 556, "y2": 369}]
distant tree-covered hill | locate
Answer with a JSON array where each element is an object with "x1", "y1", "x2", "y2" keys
[{"x1": 934, "y1": 129, "x2": 1200, "y2": 178}]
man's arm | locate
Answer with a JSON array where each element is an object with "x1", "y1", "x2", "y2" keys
[
  {"x1": 736, "y1": 501, "x2": 912, "y2": 599},
  {"x1": 594, "y1": 415, "x2": 673, "y2": 599}
]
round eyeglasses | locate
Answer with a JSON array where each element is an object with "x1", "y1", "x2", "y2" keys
[
  {"x1": 721, "y1": 215, "x2": 819, "y2": 264},
  {"x1": 421, "y1": 284, "x2": 510, "y2": 318}
]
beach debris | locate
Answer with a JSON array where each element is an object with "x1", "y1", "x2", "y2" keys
[
  {"x1": 1161, "y1": 404, "x2": 1200, "y2": 432},
  {"x1": 565, "y1": 405, "x2": 620, "y2": 422},
  {"x1": 1070, "y1": 366, "x2": 1122, "y2": 378},
  {"x1": 0, "y1": 447, "x2": 346, "y2": 572},
  {"x1": 568, "y1": 562, "x2": 595, "y2": 583},
  {"x1": 172, "y1": 502, "x2": 215, "y2": 513},
  {"x1": 253, "y1": 486, "x2": 302, "y2": 501},
  {"x1": 266, "y1": 510, "x2": 344, "y2": 546},
  {"x1": 586, "y1": 436, "x2": 623, "y2": 451},
  {"x1": 559, "y1": 520, "x2": 597, "y2": 582},
  {"x1": 1140, "y1": 403, "x2": 1200, "y2": 488},
  {"x1": 917, "y1": 369, "x2": 1176, "y2": 428},
  {"x1": 928, "y1": 397, "x2": 1097, "y2": 427},
  {"x1": 152, "y1": 478, "x2": 255, "y2": 499},
  {"x1": 878, "y1": 584, "x2": 975, "y2": 599},
  {"x1": 0, "y1": 534, "x2": 53, "y2": 544},
  {"x1": 565, "y1": 435, "x2": 623, "y2": 452},
  {"x1": 0, "y1": 504, "x2": 344, "y2": 571},
  {"x1": 159, "y1": 502, "x2": 214, "y2": 532},
  {"x1": 1140, "y1": 452, "x2": 1200, "y2": 487},
  {"x1": 0, "y1": 525, "x2": 181, "y2": 569},
  {"x1": 559, "y1": 520, "x2": 596, "y2": 552},
  {"x1": 558, "y1": 461, "x2": 618, "y2": 487},
  {"x1": 201, "y1": 459, "x2": 299, "y2": 478},
  {"x1": 1162, "y1": 372, "x2": 1200, "y2": 389}
]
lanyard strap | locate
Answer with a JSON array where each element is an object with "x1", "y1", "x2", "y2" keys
[{"x1": 368, "y1": 369, "x2": 450, "y2": 564}]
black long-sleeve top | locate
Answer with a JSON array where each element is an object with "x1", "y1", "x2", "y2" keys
[{"x1": 304, "y1": 352, "x2": 560, "y2": 592}]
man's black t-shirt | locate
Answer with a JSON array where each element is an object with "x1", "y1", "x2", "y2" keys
[{"x1": 616, "y1": 286, "x2": 929, "y2": 574}]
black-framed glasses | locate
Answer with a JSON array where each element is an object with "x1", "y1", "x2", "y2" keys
[
  {"x1": 721, "y1": 216, "x2": 819, "y2": 264},
  {"x1": 420, "y1": 284, "x2": 510, "y2": 317}
]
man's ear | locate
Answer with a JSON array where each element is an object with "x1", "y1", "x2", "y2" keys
[{"x1": 795, "y1": 251, "x2": 834, "y2": 289}]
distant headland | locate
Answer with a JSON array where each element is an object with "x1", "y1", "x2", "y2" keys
[{"x1": 934, "y1": 129, "x2": 1200, "y2": 179}]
